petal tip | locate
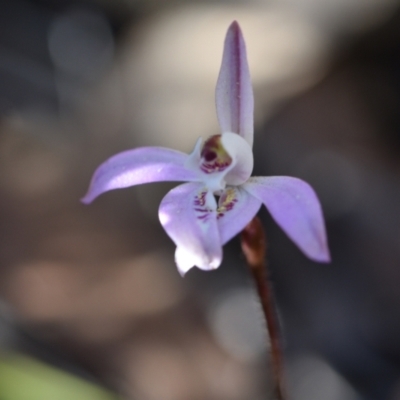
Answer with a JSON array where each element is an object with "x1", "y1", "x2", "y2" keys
[
  {"x1": 177, "y1": 267, "x2": 190, "y2": 278},
  {"x1": 175, "y1": 246, "x2": 195, "y2": 277},
  {"x1": 226, "y1": 22, "x2": 244, "y2": 49},
  {"x1": 316, "y1": 250, "x2": 331, "y2": 264},
  {"x1": 207, "y1": 257, "x2": 222, "y2": 270},
  {"x1": 80, "y1": 191, "x2": 96, "y2": 204},
  {"x1": 307, "y1": 243, "x2": 331, "y2": 264},
  {"x1": 80, "y1": 196, "x2": 91, "y2": 205},
  {"x1": 228, "y1": 20, "x2": 240, "y2": 32}
]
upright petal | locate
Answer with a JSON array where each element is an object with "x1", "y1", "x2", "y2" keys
[
  {"x1": 217, "y1": 186, "x2": 261, "y2": 244},
  {"x1": 243, "y1": 177, "x2": 330, "y2": 262},
  {"x1": 82, "y1": 147, "x2": 198, "y2": 204},
  {"x1": 215, "y1": 21, "x2": 254, "y2": 147},
  {"x1": 158, "y1": 182, "x2": 222, "y2": 275}
]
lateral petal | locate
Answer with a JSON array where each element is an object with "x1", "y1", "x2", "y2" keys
[
  {"x1": 243, "y1": 177, "x2": 330, "y2": 262},
  {"x1": 158, "y1": 182, "x2": 222, "y2": 275},
  {"x1": 215, "y1": 21, "x2": 254, "y2": 146},
  {"x1": 81, "y1": 147, "x2": 198, "y2": 204},
  {"x1": 217, "y1": 186, "x2": 261, "y2": 245}
]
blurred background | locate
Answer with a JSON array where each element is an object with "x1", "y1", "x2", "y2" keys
[{"x1": 0, "y1": 0, "x2": 400, "y2": 399}]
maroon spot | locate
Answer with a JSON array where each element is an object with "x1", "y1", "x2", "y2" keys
[{"x1": 203, "y1": 150, "x2": 217, "y2": 162}]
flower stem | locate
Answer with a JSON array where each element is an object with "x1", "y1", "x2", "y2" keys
[{"x1": 241, "y1": 216, "x2": 286, "y2": 400}]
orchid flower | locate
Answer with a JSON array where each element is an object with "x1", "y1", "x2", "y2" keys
[{"x1": 82, "y1": 21, "x2": 330, "y2": 275}]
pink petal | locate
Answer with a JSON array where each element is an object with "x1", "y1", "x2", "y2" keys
[
  {"x1": 243, "y1": 177, "x2": 330, "y2": 262},
  {"x1": 217, "y1": 186, "x2": 261, "y2": 244},
  {"x1": 215, "y1": 21, "x2": 254, "y2": 147},
  {"x1": 81, "y1": 147, "x2": 198, "y2": 204},
  {"x1": 158, "y1": 182, "x2": 222, "y2": 275}
]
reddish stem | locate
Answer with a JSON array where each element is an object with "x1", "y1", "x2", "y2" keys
[{"x1": 241, "y1": 217, "x2": 286, "y2": 400}]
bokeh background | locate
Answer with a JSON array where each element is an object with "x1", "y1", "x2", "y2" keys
[{"x1": 1, "y1": 0, "x2": 400, "y2": 399}]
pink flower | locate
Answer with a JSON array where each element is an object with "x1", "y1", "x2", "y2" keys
[{"x1": 82, "y1": 21, "x2": 330, "y2": 275}]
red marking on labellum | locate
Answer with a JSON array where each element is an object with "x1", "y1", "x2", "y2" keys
[
  {"x1": 194, "y1": 190, "x2": 212, "y2": 222},
  {"x1": 217, "y1": 189, "x2": 238, "y2": 219},
  {"x1": 194, "y1": 190, "x2": 207, "y2": 206},
  {"x1": 200, "y1": 135, "x2": 232, "y2": 174},
  {"x1": 203, "y1": 150, "x2": 217, "y2": 162}
]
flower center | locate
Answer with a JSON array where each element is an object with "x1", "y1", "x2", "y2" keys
[{"x1": 200, "y1": 135, "x2": 232, "y2": 174}]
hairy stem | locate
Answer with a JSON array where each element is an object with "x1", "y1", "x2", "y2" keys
[{"x1": 241, "y1": 216, "x2": 286, "y2": 400}]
